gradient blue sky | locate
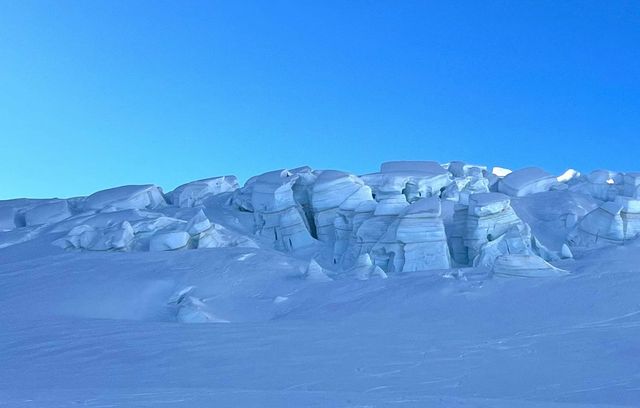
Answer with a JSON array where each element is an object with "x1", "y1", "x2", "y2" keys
[{"x1": 1, "y1": 1, "x2": 638, "y2": 199}]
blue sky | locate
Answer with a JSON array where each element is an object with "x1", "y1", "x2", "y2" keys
[{"x1": 1, "y1": 1, "x2": 638, "y2": 199}]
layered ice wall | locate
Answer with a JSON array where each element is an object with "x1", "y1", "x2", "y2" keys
[
  {"x1": 348, "y1": 161, "x2": 454, "y2": 273},
  {"x1": 369, "y1": 197, "x2": 451, "y2": 273},
  {"x1": 232, "y1": 169, "x2": 316, "y2": 251},
  {"x1": 2, "y1": 160, "x2": 638, "y2": 278},
  {"x1": 362, "y1": 160, "x2": 452, "y2": 204},
  {"x1": 446, "y1": 191, "x2": 567, "y2": 275},
  {"x1": 461, "y1": 192, "x2": 525, "y2": 262},
  {"x1": 568, "y1": 172, "x2": 640, "y2": 246},
  {"x1": 310, "y1": 170, "x2": 374, "y2": 243}
]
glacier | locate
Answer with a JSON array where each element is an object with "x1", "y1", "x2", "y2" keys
[{"x1": 1, "y1": 161, "x2": 640, "y2": 407}]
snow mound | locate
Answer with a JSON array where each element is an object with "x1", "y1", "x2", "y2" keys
[
  {"x1": 24, "y1": 200, "x2": 72, "y2": 226},
  {"x1": 149, "y1": 230, "x2": 191, "y2": 251},
  {"x1": 169, "y1": 176, "x2": 239, "y2": 207},
  {"x1": 492, "y1": 254, "x2": 569, "y2": 277},
  {"x1": 498, "y1": 167, "x2": 557, "y2": 197},
  {"x1": 303, "y1": 259, "x2": 333, "y2": 282},
  {"x1": 351, "y1": 253, "x2": 387, "y2": 280},
  {"x1": 168, "y1": 287, "x2": 229, "y2": 323},
  {"x1": 197, "y1": 224, "x2": 259, "y2": 249},
  {"x1": 83, "y1": 185, "x2": 167, "y2": 211},
  {"x1": 363, "y1": 161, "x2": 452, "y2": 205},
  {"x1": 491, "y1": 166, "x2": 512, "y2": 177}
]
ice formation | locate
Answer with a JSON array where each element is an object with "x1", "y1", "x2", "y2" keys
[
  {"x1": 149, "y1": 230, "x2": 191, "y2": 251},
  {"x1": 567, "y1": 171, "x2": 640, "y2": 246},
  {"x1": 2, "y1": 160, "x2": 639, "y2": 279},
  {"x1": 351, "y1": 253, "x2": 388, "y2": 280},
  {"x1": 368, "y1": 197, "x2": 451, "y2": 273},
  {"x1": 83, "y1": 185, "x2": 167, "y2": 211},
  {"x1": 492, "y1": 254, "x2": 569, "y2": 277},
  {"x1": 311, "y1": 170, "x2": 374, "y2": 243},
  {"x1": 491, "y1": 166, "x2": 512, "y2": 178},
  {"x1": 498, "y1": 167, "x2": 558, "y2": 197},
  {"x1": 24, "y1": 200, "x2": 72, "y2": 226},
  {"x1": 168, "y1": 176, "x2": 239, "y2": 207},
  {"x1": 197, "y1": 223, "x2": 258, "y2": 249},
  {"x1": 568, "y1": 196, "x2": 640, "y2": 246},
  {"x1": 168, "y1": 287, "x2": 229, "y2": 323},
  {"x1": 362, "y1": 161, "x2": 451, "y2": 205},
  {"x1": 623, "y1": 172, "x2": 640, "y2": 198},
  {"x1": 303, "y1": 259, "x2": 333, "y2": 282},
  {"x1": 233, "y1": 169, "x2": 315, "y2": 251},
  {"x1": 55, "y1": 221, "x2": 135, "y2": 251}
]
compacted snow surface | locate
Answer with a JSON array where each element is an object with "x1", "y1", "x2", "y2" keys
[{"x1": 1, "y1": 162, "x2": 639, "y2": 407}]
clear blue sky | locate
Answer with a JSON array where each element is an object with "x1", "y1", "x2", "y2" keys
[{"x1": 1, "y1": 1, "x2": 638, "y2": 199}]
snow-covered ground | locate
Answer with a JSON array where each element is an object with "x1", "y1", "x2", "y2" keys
[{"x1": 1, "y1": 162, "x2": 639, "y2": 407}]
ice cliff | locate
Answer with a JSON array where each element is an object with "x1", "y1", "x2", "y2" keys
[{"x1": 2, "y1": 161, "x2": 638, "y2": 279}]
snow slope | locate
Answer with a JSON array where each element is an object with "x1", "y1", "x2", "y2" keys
[{"x1": 1, "y1": 162, "x2": 639, "y2": 407}]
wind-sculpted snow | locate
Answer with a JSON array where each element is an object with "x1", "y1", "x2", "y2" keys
[
  {"x1": 2, "y1": 235, "x2": 640, "y2": 406},
  {"x1": 497, "y1": 167, "x2": 559, "y2": 197},
  {"x1": 168, "y1": 175, "x2": 239, "y2": 208},
  {"x1": 23, "y1": 199, "x2": 72, "y2": 226},
  {"x1": 2, "y1": 161, "x2": 640, "y2": 406},
  {"x1": 83, "y1": 184, "x2": 167, "y2": 211}
]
